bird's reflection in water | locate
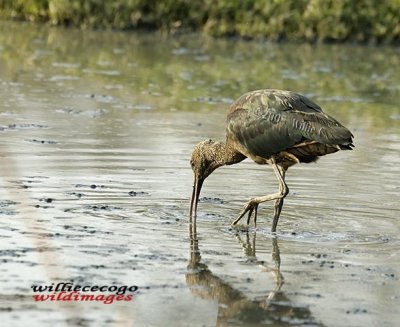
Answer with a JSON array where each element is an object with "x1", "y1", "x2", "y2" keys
[
  {"x1": 235, "y1": 231, "x2": 283, "y2": 307},
  {"x1": 186, "y1": 222, "x2": 324, "y2": 326}
]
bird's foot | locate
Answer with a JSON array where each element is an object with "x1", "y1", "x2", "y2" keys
[{"x1": 231, "y1": 200, "x2": 259, "y2": 227}]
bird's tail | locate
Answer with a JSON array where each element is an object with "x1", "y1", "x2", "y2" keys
[{"x1": 338, "y1": 143, "x2": 354, "y2": 150}]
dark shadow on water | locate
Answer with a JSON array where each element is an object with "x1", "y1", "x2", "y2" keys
[{"x1": 186, "y1": 222, "x2": 324, "y2": 326}]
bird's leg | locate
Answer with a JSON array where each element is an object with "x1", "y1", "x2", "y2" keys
[
  {"x1": 272, "y1": 198, "x2": 284, "y2": 231},
  {"x1": 272, "y1": 166, "x2": 287, "y2": 232},
  {"x1": 231, "y1": 161, "x2": 288, "y2": 230}
]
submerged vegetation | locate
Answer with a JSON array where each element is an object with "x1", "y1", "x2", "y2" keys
[{"x1": 0, "y1": 0, "x2": 399, "y2": 44}]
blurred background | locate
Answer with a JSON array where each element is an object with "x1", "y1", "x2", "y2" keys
[{"x1": 1, "y1": 0, "x2": 399, "y2": 44}]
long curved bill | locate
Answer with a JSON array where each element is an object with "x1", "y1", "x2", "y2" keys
[{"x1": 189, "y1": 176, "x2": 204, "y2": 219}]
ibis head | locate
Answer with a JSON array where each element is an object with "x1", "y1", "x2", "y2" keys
[
  {"x1": 189, "y1": 139, "x2": 247, "y2": 218},
  {"x1": 189, "y1": 140, "x2": 221, "y2": 218}
]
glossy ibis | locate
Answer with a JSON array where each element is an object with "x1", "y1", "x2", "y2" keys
[{"x1": 189, "y1": 89, "x2": 354, "y2": 232}]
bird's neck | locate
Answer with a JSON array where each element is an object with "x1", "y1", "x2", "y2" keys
[{"x1": 214, "y1": 141, "x2": 246, "y2": 167}]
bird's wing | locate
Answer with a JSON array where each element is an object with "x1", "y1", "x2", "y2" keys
[{"x1": 226, "y1": 90, "x2": 354, "y2": 158}]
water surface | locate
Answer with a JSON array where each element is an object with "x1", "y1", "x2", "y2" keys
[{"x1": 0, "y1": 21, "x2": 399, "y2": 327}]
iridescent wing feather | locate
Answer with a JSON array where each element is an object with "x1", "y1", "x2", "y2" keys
[{"x1": 226, "y1": 89, "x2": 354, "y2": 159}]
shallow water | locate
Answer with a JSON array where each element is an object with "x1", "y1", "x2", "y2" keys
[{"x1": 0, "y1": 21, "x2": 399, "y2": 327}]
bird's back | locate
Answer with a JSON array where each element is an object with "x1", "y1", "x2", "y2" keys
[{"x1": 226, "y1": 89, "x2": 354, "y2": 165}]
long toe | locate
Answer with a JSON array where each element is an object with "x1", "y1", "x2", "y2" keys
[
  {"x1": 246, "y1": 208, "x2": 253, "y2": 225},
  {"x1": 253, "y1": 203, "x2": 259, "y2": 227},
  {"x1": 232, "y1": 200, "x2": 258, "y2": 226},
  {"x1": 246, "y1": 203, "x2": 259, "y2": 226}
]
